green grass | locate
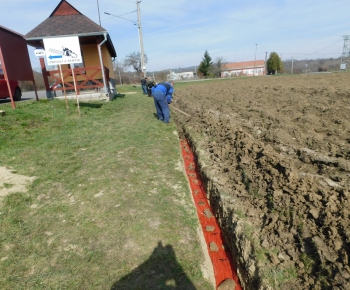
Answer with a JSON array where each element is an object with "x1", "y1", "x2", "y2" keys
[
  {"x1": 0, "y1": 87, "x2": 213, "y2": 289},
  {"x1": 262, "y1": 266, "x2": 298, "y2": 289}
]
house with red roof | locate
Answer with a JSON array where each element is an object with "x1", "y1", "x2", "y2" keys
[
  {"x1": 221, "y1": 60, "x2": 265, "y2": 77},
  {"x1": 24, "y1": 0, "x2": 117, "y2": 99}
]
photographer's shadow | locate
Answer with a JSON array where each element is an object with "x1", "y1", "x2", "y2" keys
[{"x1": 111, "y1": 241, "x2": 196, "y2": 290}]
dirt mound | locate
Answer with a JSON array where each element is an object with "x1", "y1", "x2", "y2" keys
[{"x1": 173, "y1": 73, "x2": 350, "y2": 290}]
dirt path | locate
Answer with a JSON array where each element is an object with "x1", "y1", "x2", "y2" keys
[{"x1": 0, "y1": 166, "x2": 35, "y2": 198}]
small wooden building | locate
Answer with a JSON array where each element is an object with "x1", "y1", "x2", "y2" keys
[
  {"x1": 0, "y1": 25, "x2": 38, "y2": 107},
  {"x1": 24, "y1": 0, "x2": 117, "y2": 98}
]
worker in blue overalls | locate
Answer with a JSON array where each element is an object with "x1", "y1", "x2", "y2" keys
[{"x1": 151, "y1": 81, "x2": 174, "y2": 123}]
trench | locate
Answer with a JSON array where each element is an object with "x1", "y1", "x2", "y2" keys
[{"x1": 180, "y1": 138, "x2": 243, "y2": 290}]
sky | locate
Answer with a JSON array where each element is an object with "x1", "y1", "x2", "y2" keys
[{"x1": 1, "y1": 0, "x2": 350, "y2": 72}]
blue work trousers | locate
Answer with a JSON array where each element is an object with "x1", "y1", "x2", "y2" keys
[{"x1": 153, "y1": 90, "x2": 170, "y2": 123}]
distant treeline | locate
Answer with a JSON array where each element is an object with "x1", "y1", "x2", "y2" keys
[
  {"x1": 20, "y1": 70, "x2": 47, "y2": 91},
  {"x1": 282, "y1": 57, "x2": 342, "y2": 74},
  {"x1": 20, "y1": 57, "x2": 345, "y2": 91}
]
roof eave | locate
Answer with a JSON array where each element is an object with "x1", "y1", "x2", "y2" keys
[
  {"x1": 0, "y1": 25, "x2": 24, "y2": 38},
  {"x1": 106, "y1": 34, "x2": 117, "y2": 58},
  {"x1": 25, "y1": 31, "x2": 108, "y2": 41}
]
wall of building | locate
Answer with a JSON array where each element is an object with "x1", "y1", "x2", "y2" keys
[
  {"x1": 222, "y1": 67, "x2": 265, "y2": 77},
  {"x1": 60, "y1": 43, "x2": 115, "y2": 82},
  {"x1": 0, "y1": 28, "x2": 34, "y2": 81},
  {"x1": 168, "y1": 71, "x2": 195, "y2": 80}
]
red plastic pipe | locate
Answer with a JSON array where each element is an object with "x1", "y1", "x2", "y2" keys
[{"x1": 180, "y1": 139, "x2": 242, "y2": 290}]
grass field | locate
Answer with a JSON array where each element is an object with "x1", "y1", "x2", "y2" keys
[{"x1": 0, "y1": 85, "x2": 213, "y2": 289}]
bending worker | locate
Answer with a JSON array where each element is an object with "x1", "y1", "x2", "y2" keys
[
  {"x1": 151, "y1": 81, "x2": 174, "y2": 123},
  {"x1": 166, "y1": 81, "x2": 174, "y2": 104}
]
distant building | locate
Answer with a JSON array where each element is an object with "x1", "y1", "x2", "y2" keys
[
  {"x1": 221, "y1": 60, "x2": 265, "y2": 77},
  {"x1": 167, "y1": 70, "x2": 196, "y2": 81}
]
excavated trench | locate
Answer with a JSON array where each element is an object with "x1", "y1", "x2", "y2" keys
[
  {"x1": 180, "y1": 138, "x2": 242, "y2": 290},
  {"x1": 171, "y1": 73, "x2": 350, "y2": 290},
  {"x1": 179, "y1": 129, "x2": 256, "y2": 290}
]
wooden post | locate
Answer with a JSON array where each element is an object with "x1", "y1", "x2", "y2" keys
[
  {"x1": 0, "y1": 47, "x2": 15, "y2": 108},
  {"x1": 39, "y1": 57, "x2": 51, "y2": 99},
  {"x1": 32, "y1": 78, "x2": 39, "y2": 101},
  {"x1": 59, "y1": 65, "x2": 69, "y2": 110},
  {"x1": 71, "y1": 67, "x2": 80, "y2": 117}
]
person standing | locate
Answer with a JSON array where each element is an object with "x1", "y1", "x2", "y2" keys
[
  {"x1": 151, "y1": 81, "x2": 174, "y2": 123},
  {"x1": 146, "y1": 80, "x2": 155, "y2": 97},
  {"x1": 141, "y1": 77, "x2": 147, "y2": 94}
]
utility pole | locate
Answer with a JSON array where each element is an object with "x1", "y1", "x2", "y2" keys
[
  {"x1": 118, "y1": 69, "x2": 122, "y2": 84},
  {"x1": 341, "y1": 35, "x2": 350, "y2": 71},
  {"x1": 97, "y1": 0, "x2": 101, "y2": 26},
  {"x1": 136, "y1": 1, "x2": 146, "y2": 77},
  {"x1": 264, "y1": 51, "x2": 268, "y2": 75},
  {"x1": 291, "y1": 57, "x2": 294, "y2": 74},
  {"x1": 253, "y1": 44, "x2": 257, "y2": 76}
]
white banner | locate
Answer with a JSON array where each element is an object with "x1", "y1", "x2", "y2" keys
[{"x1": 43, "y1": 36, "x2": 82, "y2": 66}]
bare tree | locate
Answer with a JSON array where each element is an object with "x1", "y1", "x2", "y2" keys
[
  {"x1": 154, "y1": 70, "x2": 168, "y2": 82},
  {"x1": 123, "y1": 52, "x2": 148, "y2": 75},
  {"x1": 19, "y1": 69, "x2": 46, "y2": 91},
  {"x1": 113, "y1": 59, "x2": 125, "y2": 74},
  {"x1": 113, "y1": 59, "x2": 127, "y2": 85},
  {"x1": 209, "y1": 56, "x2": 226, "y2": 77}
]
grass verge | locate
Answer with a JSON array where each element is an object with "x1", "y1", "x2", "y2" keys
[{"x1": 0, "y1": 86, "x2": 213, "y2": 289}]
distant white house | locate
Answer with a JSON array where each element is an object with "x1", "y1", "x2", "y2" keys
[
  {"x1": 167, "y1": 70, "x2": 196, "y2": 81},
  {"x1": 221, "y1": 60, "x2": 265, "y2": 77}
]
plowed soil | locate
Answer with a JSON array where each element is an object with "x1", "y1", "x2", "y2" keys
[{"x1": 172, "y1": 73, "x2": 350, "y2": 290}]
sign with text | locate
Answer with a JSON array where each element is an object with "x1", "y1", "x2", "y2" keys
[
  {"x1": 34, "y1": 48, "x2": 45, "y2": 58},
  {"x1": 43, "y1": 36, "x2": 82, "y2": 66}
]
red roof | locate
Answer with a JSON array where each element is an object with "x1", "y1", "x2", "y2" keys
[
  {"x1": 222, "y1": 60, "x2": 265, "y2": 70},
  {"x1": 25, "y1": 0, "x2": 106, "y2": 39},
  {"x1": 50, "y1": 0, "x2": 81, "y2": 16},
  {"x1": 0, "y1": 25, "x2": 24, "y2": 38},
  {"x1": 24, "y1": 0, "x2": 116, "y2": 57}
]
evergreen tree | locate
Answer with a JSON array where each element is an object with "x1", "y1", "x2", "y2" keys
[
  {"x1": 197, "y1": 50, "x2": 213, "y2": 77},
  {"x1": 266, "y1": 52, "x2": 283, "y2": 74}
]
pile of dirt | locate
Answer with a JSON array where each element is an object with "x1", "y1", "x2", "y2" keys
[{"x1": 172, "y1": 73, "x2": 350, "y2": 290}]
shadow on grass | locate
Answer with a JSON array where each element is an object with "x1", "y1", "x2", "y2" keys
[
  {"x1": 78, "y1": 102, "x2": 104, "y2": 109},
  {"x1": 110, "y1": 241, "x2": 196, "y2": 290},
  {"x1": 114, "y1": 93, "x2": 126, "y2": 99}
]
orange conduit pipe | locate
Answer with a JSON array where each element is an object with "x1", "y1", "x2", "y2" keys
[{"x1": 180, "y1": 139, "x2": 242, "y2": 290}]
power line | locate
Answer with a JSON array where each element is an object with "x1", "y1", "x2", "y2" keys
[{"x1": 104, "y1": 12, "x2": 137, "y2": 24}]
